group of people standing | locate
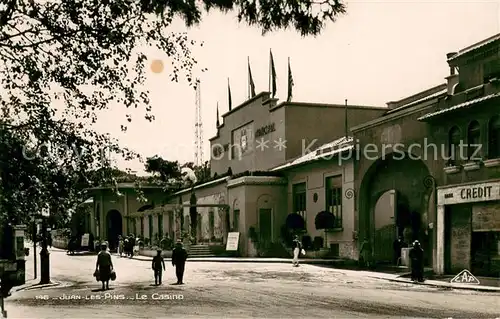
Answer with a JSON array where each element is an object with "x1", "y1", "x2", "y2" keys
[
  {"x1": 358, "y1": 236, "x2": 425, "y2": 282},
  {"x1": 117, "y1": 234, "x2": 138, "y2": 258},
  {"x1": 94, "y1": 239, "x2": 188, "y2": 290},
  {"x1": 152, "y1": 240, "x2": 188, "y2": 285}
]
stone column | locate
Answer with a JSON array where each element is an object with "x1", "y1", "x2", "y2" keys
[
  {"x1": 144, "y1": 214, "x2": 149, "y2": 240},
  {"x1": 124, "y1": 192, "x2": 129, "y2": 234},
  {"x1": 435, "y1": 204, "x2": 445, "y2": 275},
  {"x1": 99, "y1": 194, "x2": 104, "y2": 239}
]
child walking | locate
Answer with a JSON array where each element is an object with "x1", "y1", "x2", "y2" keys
[{"x1": 152, "y1": 250, "x2": 165, "y2": 285}]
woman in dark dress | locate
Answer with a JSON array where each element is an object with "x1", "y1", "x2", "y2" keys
[
  {"x1": 95, "y1": 243, "x2": 113, "y2": 290},
  {"x1": 409, "y1": 240, "x2": 424, "y2": 282}
]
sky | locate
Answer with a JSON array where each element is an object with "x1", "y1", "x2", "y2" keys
[{"x1": 92, "y1": 0, "x2": 500, "y2": 175}]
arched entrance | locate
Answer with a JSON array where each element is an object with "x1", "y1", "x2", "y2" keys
[
  {"x1": 359, "y1": 152, "x2": 432, "y2": 265},
  {"x1": 371, "y1": 190, "x2": 412, "y2": 262},
  {"x1": 106, "y1": 210, "x2": 122, "y2": 251}
]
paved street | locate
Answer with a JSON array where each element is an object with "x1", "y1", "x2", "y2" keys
[{"x1": 4, "y1": 247, "x2": 500, "y2": 318}]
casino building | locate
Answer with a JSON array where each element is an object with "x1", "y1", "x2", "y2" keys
[
  {"x1": 134, "y1": 92, "x2": 385, "y2": 257},
  {"x1": 352, "y1": 33, "x2": 500, "y2": 276},
  {"x1": 418, "y1": 34, "x2": 500, "y2": 277},
  {"x1": 91, "y1": 34, "x2": 500, "y2": 271}
]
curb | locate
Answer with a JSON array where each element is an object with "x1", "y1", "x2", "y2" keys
[
  {"x1": 376, "y1": 277, "x2": 500, "y2": 293},
  {"x1": 13, "y1": 281, "x2": 63, "y2": 293},
  {"x1": 128, "y1": 256, "x2": 348, "y2": 265}
]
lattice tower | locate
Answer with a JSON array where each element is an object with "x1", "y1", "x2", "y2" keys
[{"x1": 194, "y1": 79, "x2": 203, "y2": 166}]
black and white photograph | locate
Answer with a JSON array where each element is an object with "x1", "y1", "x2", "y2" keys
[{"x1": 0, "y1": 0, "x2": 500, "y2": 318}]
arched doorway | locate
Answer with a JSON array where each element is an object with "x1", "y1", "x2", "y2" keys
[
  {"x1": 371, "y1": 190, "x2": 411, "y2": 262},
  {"x1": 359, "y1": 152, "x2": 432, "y2": 265},
  {"x1": 106, "y1": 210, "x2": 122, "y2": 251}
]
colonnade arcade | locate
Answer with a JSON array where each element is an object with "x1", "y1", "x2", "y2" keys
[{"x1": 127, "y1": 204, "x2": 230, "y2": 243}]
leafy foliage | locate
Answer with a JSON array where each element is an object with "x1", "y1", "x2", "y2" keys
[
  {"x1": 145, "y1": 156, "x2": 182, "y2": 182},
  {"x1": 0, "y1": 0, "x2": 345, "y2": 225},
  {"x1": 0, "y1": 126, "x2": 94, "y2": 224},
  {"x1": 184, "y1": 161, "x2": 210, "y2": 184}
]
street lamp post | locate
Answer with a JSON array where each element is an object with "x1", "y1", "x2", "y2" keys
[
  {"x1": 39, "y1": 216, "x2": 50, "y2": 285},
  {"x1": 32, "y1": 219, "x2": 37, "y2": 280}
]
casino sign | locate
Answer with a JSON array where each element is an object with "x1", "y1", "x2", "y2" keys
[{"x1": 255, "y1": 123, "x2": 276, "y2": 138}]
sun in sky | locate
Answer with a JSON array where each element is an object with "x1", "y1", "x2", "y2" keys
[{"x1": 150, "y1": 59, "x2": 164, "y2": 74}]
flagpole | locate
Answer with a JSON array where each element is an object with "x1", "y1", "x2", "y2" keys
[
  {"x1": 247, "y1": 56, "x2": 249, "y2": 99},
  {"x1": 268, "y1": 49, "x2": 271, "y2": 94},
  {"x1": 345, "y1": 99, "x2": 348, "y2": 138},
  {"x1": 228, "y1": 78, "x2": 231, "y2": 111},
  {"x1": 287, "y1": 56, "x2": 291, "y2": 102}
]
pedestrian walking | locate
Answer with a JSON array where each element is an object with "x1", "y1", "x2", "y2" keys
[
  {"x1": 172, "y1": 240, "x2": 188, "y2": 285},
  {"x1": 118, "y1": 235, "x2": 124, "y2": 257},
  {"x1": 124, "y1": 236, "x2": 130, "y2": 257},
  {"x1": 409, "y1": 240, "x2": 424, "y2": 282},
  {"x1": 292, "y1": 235, "x2": 302, "y2": 267},
  {"x1": 359, "y1": 237, "x2": 372, "y2": 268},
  {"x1": 130, "y1": 235, "x2": 137, "y2": 258},
  {"x1": 393, "y1": 236, "x2": 405, "y2": 265},
  {"x1": 67, "y1": 237, "x2": 76, "y2": 255},
  {"x1": 95, "y1": 243, "x2": 114, "y2": 290},
  {"x1": 152, "y1": 249, "x2": 166, "y2": 285}
]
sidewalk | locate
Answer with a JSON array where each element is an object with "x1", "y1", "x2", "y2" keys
[
  {"x1": 123, "y1": 253, "x2": 500, "y2": 292},
  {"x1": 12, "y1": 280, "x2": 63, "y2": 293},
  {"x1": 368, "y1": 274, "x2": 500, "y2": 292},
  {"x1": 128, "y1": 254, "x2": 343, "y2": 264},
  {"x1": 13, "y1": 244, "x2": 68, "y2": 293}
]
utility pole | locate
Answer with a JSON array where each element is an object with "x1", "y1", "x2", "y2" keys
[
  {"x1": 39, "y1": 217, "x2": 50, "y2": 285},
  {"x1": 0, "y1": 284, "x2": 5, "y2": 318}
]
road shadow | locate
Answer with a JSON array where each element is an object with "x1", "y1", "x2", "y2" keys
[{"x1": 90, "y1": 287, "x2": 115, "y2": 292}]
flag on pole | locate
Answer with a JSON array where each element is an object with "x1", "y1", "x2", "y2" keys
[
  {"x1": 287, "y1": 57, "x2": 294, "y2": 102},
  {"x1": 216, "y1": 102, "x2": 220, "y2": 127},
  {"x1": 345, "y1": 99, "x2": 348, "y2": 137},
  {"x1": 228, "y1": 78, "x2": 232, "y2": 111},
  {"x1": 269, "y1": 49, "x2": 277, "y2": 98},
  {"x1": 248, "y1": 57, "x2": 256, "y2": 98}
]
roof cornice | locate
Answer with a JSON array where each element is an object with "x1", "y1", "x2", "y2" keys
[{"x1": 227, "y1": 176, "x2": 287, "y2": 188}]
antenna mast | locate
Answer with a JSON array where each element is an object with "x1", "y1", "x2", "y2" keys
[{"x1": 194, "y1": 79, "x2": 204, "y2": 166}]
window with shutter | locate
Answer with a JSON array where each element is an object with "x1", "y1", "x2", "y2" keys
[
  {"x1": 292, "y1": 183, "x2": 307, "y2": 222},
  {"x1": 325, "y1": 176, "x2": 343, "y2": 228}
]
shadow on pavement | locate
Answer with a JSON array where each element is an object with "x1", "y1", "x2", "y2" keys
[{"x1": 90, "y1": 287, "x2": 115, "y2": 292}]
